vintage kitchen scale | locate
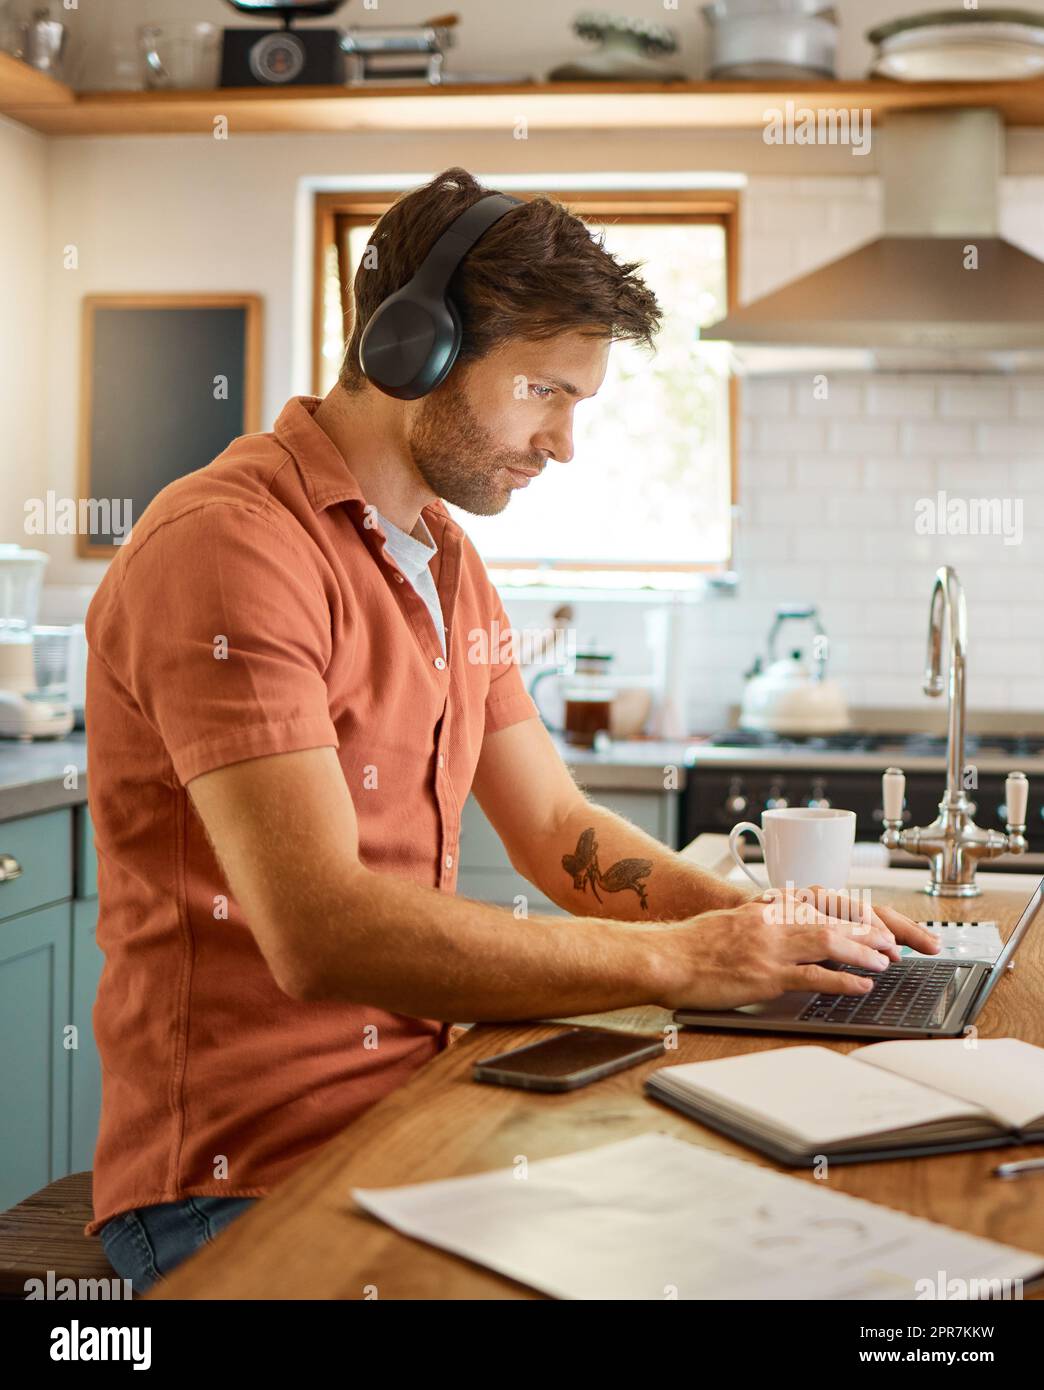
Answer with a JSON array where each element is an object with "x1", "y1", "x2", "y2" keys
[
  {"x1": 220, "y1": 0, "x2": 349, "y2": 85},
  {"x1": 220, "y1": 0, "x2": 458, "y2": 87}
]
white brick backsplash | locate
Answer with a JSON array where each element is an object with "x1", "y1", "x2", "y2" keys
[
  {"x1": 900, "y1": 421, "x2": 977, "y2": 454},
  {"x1": 962, "y1": 677, "x2": 1012, "y2": 709},
  {"x1": 791, "y1": 528, "x2": 866, "y2": 562},
  {"x1": 754, "y1": 418, "x2": 828, "y2": 452},
  {"x1": 742, "y1": 563, "x2": 826, "y2": 599},
  {"x1": 934, "y1": 457, "x2": 1012, "y2": 492},
  {"x1": 978, "y1": 422, "x2": 1044, "y2": 456},
  {"x1": 795, "y1": 456, "x2": 863, "y2": 490},
  {"x1": 832, "y1": 636, "x2": 904, "y2": 674},
  {"x1": 1012, "y1": 458, "x2": 1044, "y2": 489},
  {"x1": 939, "y1": 383, "x2": 1012, "y2": 418},
  {"x1": 794, "y1": 380, "x2": 865, "y2": 416},
  {"x1": 861, "y1": 675, "x2": 930, "y2": 706},
  {"x1": 751, "y1": 490, "x2": 811, "y2": 527},
  {"x1": 827, "y1": 420, "x2": 899, "y2": 453},
  {"x1": 826, "y1": 493, "x2": 898, "y2": 527},
  {"x1": 668, "y1": 174, "x2": 1044, "y2": 730},
  {"x1": 742, "y1": 379, "x2": 793, "y2": 417},
  {"x1": 976, "y1": 639, "x2": 1043, "y2": 675},
  {"x1": 1014, "y1": 384, "x2": 1044, "y2": 418},
  {"x1": 733, "y1": 525, "x2": 791, "y2": 561},
  {"x1": 864, "y1": 456, "x2": 936, "y2": 493},
  {"x1": 822, "y1": 566, "x2": 899, "y2": 601},
  {"x1": 857, "y1": 602, "x2": 925, "y2": 637},
  {"x1": 866, "y1": 382, "x2": 935, "y2": 417},
  {"x1": 1008, "y1": 678, "x2": 1044, "y2": 709},
  {"x1": 739, "y1": 453, "x2": 792, "y2": 490}
]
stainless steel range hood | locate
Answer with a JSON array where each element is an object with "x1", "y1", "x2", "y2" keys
[{"x1": 702, "y1": 108, "x2": 1044, "y2": 372}]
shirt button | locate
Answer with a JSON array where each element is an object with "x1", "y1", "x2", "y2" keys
[
  {"x1": 393, "y1": 573, "x2": 404, "y2": 583},
  {"x1": 437, "y1": 753, "x2": 445, "y2": 768},
  {"x1": 445, "y1": 853, "x2": 454, "y2": 869},
  {"x1": 434, "y1": 656, "x2": 446, "y2": 670}
]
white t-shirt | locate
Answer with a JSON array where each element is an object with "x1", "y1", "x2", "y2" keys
[{"x1": 376, "y1": 508, "x2": 447, "y2": 657}]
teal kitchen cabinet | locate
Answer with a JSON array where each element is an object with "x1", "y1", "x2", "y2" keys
[
  {"x1": 0, "y1": 902, "x2": 71, "y2": 1211},
  {"x1": 0, "y1": 804, "x2": 102, "y2": 1210},
  {"x1": 457, "y1": 788, "x2": 678, "y2": 913},
  {"x1": 69, "y1": 896, "x2": 103, "y2": 1174}
]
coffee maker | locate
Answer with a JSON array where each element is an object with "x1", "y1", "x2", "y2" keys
[{"x1": 0, "y1": 545, "x2": 74, "y2": 740}]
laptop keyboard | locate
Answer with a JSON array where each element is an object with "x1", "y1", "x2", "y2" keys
[{"x1": 798, "y1": 959, "x2": 968, "y2": 1029}]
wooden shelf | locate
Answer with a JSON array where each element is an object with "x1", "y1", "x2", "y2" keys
[
  {"x1": 0, "y1": 50, "x2": 74, "y2": 113},
  {"x1": 5, "y1": 59, "x2": 1044, "y2": 136}
]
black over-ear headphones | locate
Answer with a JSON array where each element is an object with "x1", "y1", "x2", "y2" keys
[{"x1": 357, "y1": 191, "x2": 523, "y2": 401}]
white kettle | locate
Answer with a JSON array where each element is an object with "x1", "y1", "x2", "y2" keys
[{"x1": 739, "y1": 605, "x2": 849, "y2": 735}]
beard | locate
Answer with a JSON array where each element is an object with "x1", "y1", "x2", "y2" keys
[{"x1": 406, "y1": 374, "x2": 544, "y2": 516}]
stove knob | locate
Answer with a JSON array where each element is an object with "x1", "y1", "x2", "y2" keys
[
  {"x1": 807, "y1": 779, "x2": 831, "y2": 810},
  {"x1": 765, "y1": 782, "x2": 788, "y2": 810},
  {"x1": 724, "y1": 778, "x2": 747, "y2": 817}
]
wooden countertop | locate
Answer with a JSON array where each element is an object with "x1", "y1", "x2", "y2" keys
[{"x1": 149, "y1": 859, "x2": 1044, "y2": 1300}]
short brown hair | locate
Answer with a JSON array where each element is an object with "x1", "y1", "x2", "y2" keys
[{"x1": 339, "y1": 167, "x2": 662, "y2": 391}]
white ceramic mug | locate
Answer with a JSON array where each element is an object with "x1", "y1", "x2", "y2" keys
[{"x1": 728, "y1": 807, "x2": 856, "y2": 891}]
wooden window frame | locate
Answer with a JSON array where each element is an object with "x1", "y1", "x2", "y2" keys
[{"x1": 312, "y1": 188, "x2": 740, "y2": 574}]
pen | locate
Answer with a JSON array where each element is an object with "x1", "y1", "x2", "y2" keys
[{"x1": 994, "y1": 1157, "x2": 1044, "y2": 1178}]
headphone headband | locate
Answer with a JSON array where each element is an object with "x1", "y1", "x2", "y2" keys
[
  {"x1": 409, "y1": 192, "x2": 523, "y2": 292},
  {"x1": 357, "y1": 190, "x2": 524, "y2": 400}
]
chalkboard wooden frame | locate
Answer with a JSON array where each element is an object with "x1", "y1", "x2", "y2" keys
[{"x1": 77, "y1": 293, "x2": 263, "y2": 559}]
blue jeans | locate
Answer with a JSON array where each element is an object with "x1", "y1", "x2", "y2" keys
[{"x1": 98, "y1": 1196, "x2": 259, "y2": 1295}]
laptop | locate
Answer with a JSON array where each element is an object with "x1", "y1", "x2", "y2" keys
[{"x1": 674, "y1": 876, "x2": 1044, "y2": 1040}]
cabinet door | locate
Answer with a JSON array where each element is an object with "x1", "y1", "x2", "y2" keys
[
  {"x1": 75, "y1": 805, "x2": 98, "y2": 900},
  {"x1": 0, "y1": 808, "x2": 73, "y2": 923},
  {"x1": 0, "y1": 903, "x2": 71, "y2": 1210},
  {"x1": 69, "y1": 898, "x2": 103, "y2": 1174}
]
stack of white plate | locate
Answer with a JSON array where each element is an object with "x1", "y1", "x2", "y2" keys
[{"x1": 868, "y1": 7, "x2": 1044, "y2": 81}]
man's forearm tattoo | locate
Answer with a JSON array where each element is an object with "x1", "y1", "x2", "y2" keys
[{"x1": 561, "y1": 827, "x2": 652, "y2": 911}]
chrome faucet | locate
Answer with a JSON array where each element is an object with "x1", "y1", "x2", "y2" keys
[{"x1": 880, "y1": 566, "x2": 1028, "y2": 897}]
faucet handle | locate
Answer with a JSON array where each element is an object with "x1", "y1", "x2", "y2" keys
[
  {"x1": 1006, "y1": 771, "x2": 1029, "y2": 830},
  {"x1": 882, "y1": 767, "x2": 906, "y2": 823}
]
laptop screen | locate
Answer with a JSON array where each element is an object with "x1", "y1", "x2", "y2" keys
[{"x1": 971, "y1": 876, "x2": 1044, "y2": 1016}]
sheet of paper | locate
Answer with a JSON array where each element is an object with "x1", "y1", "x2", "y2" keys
[
  {"x1": 857, "y1": 1038, "x2": 1044, "y2": 1132},
  {"x1": 901, "y1": 920, "x2": 1005, "y2": 963},
  {"x1": 352, "y1": 1133, "x2": 1043, "y2": 1300},
  {"x1": 651, "y1": 1045, "x2": 981, "y2": 1146}
]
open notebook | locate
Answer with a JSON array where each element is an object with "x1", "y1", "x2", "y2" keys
[{"x1": 646, "y1": 1038, "x2": 1044, "y2": 1165}]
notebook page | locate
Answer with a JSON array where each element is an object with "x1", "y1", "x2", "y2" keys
[
  {"x1": 353, "y1": 1133, "x2": 1044, "y2": 1300},
  {"x1": 856, "y1": 1038, "x2": 1044, "y2": 1132},
  {"x1": 651, "y1": 1045, "x2": 985, "y2": 1146}
]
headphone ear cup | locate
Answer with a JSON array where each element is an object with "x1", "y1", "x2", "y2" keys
[
  {"x1": 426, "y1": 295, "x2": 463, "y2": 395},
  {"x1": 358, "y1": 291, "x2": 438, "y2": 397}
]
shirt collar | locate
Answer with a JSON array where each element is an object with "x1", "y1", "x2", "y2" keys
[{"x1": 273, "y1": 394, "x2": 464, "y2": 543}]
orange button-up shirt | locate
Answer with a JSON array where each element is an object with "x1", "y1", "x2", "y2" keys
[{"x1": 83, "y1": 395, "x2": 538, "y2": 1236}]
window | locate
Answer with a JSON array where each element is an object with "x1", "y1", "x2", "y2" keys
[{"x1": 314, "y1": 190, "x2": 737, "y2": 585}]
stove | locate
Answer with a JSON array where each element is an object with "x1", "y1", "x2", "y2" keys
[{"x1": 682, "y1": 730, "x2": 1044, "y2": 870}]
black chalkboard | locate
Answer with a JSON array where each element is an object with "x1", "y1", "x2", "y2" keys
[{"x1": 79, "y1": 295, "x2": 262, "y2": 555}]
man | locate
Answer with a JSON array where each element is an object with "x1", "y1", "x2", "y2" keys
[{"x1": 84, "y1": 167, "x2": 936, "y2": 1292}]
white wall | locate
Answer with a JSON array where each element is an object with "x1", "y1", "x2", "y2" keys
[{"x1": 0, "y1": 116, "x2": 48, "y2": 548}]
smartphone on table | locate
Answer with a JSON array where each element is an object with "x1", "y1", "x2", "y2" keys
[{"x1": 472, "y1": 1027, "x2": 665, "y2": 1093}]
